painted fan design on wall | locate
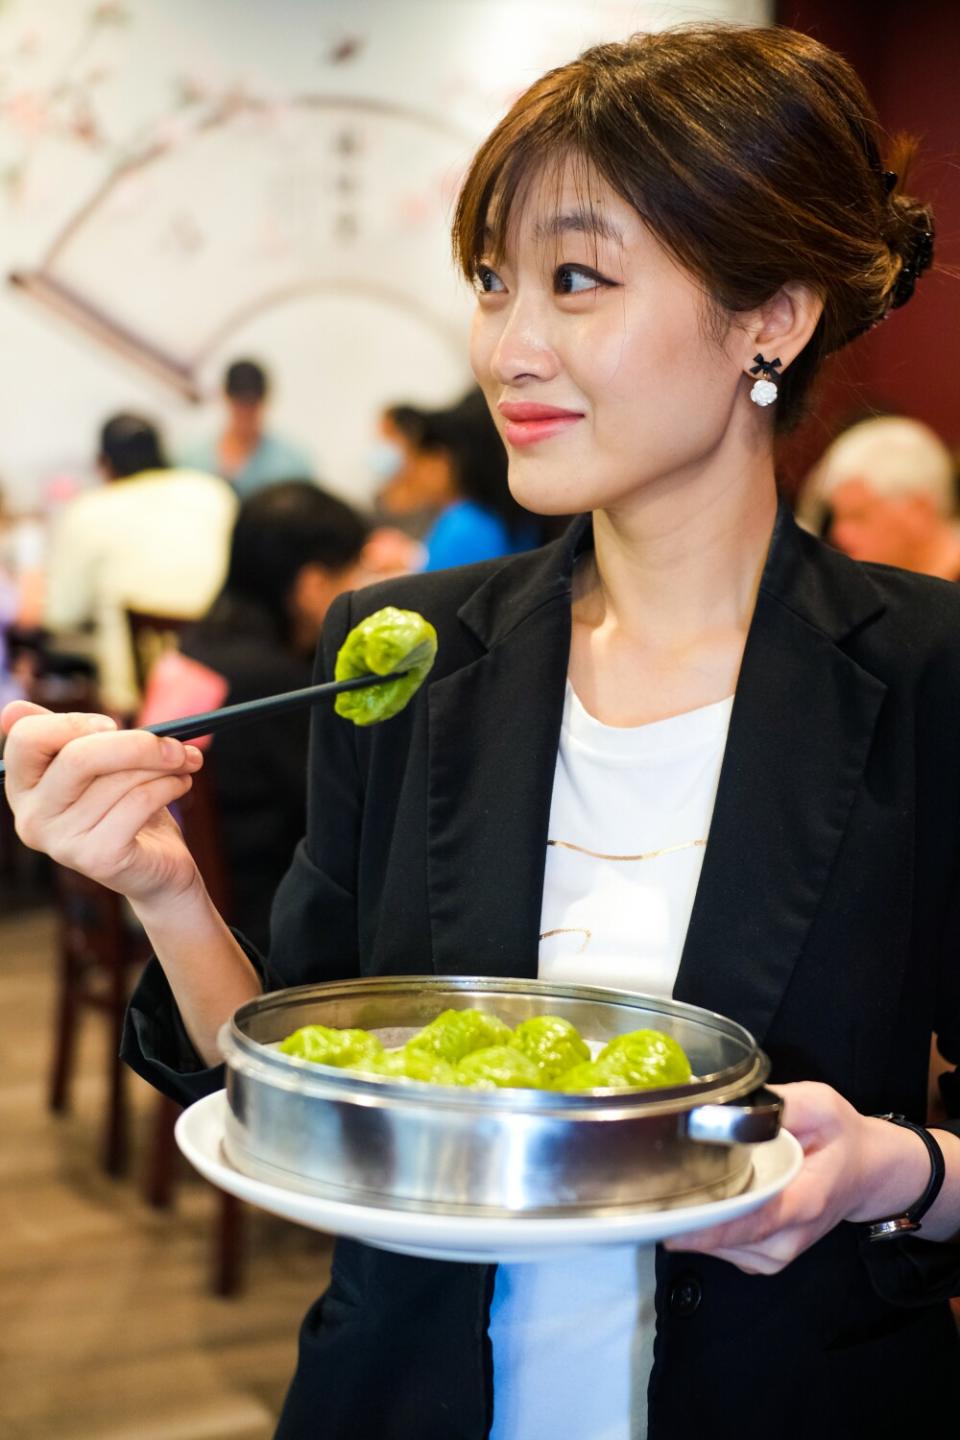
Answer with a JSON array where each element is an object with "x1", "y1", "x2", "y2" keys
[{"x1": 10, "y1": 95, "x2": 474, "y2": 398}]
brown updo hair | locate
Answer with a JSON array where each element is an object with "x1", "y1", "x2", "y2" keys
[{"x1": 452, "y1": 24, "x2": 934, "y2": 432}]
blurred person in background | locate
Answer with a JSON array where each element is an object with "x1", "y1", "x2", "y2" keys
[
  {"x1": 44, "y1": 414, "x2": 236, "y2": 714},
  {"x1": 419, "y1": 388, "x2": 543, "y2": 570},
  {"x1": 0, "y1": 556, "x2": 22, "y2": 709},
  {"x1": 372, "y1": 389, "x2": 543, "y2": 570},
  {"x1": 0, "y1": 487, "x2": 45, "y2": 706},
  {"x1": 139, "y1": 480, "x2": 369, "y2": 950},
  {"x1": 376, "y1": 387, "x2": 541, "y2": 570},
  {"x1": 807, "y1": 415, "x2": 960, "y2": 578},
  {"x1": 181, "y1": 358, "x2": 315, "y2": 499},
  {"x1": 359, "y1": 403, "x2": 434, "y2": 575},
  {"x1": 0, "y1": 489, "x2": 44, "y2": 632},
  {"x1": 370, "y1": 402, "x2": 448, "y2": 541}
]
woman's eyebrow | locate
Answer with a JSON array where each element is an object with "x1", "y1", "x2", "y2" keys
[
  {"x1": 480, "y1": 211, "x2": 624, "y2": 248},
  {"x1": 534, "y1": 211, "x2": 624, "y2": 244}
]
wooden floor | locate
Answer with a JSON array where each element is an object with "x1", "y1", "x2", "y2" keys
[{"x1": 0, "y1": 880, "x2": 331, "y2": 1440}]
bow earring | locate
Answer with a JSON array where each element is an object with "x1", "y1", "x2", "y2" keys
[{"x1": 748, "y1": 354, "x2": 782, "y2": 407}]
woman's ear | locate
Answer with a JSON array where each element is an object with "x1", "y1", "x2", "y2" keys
[{"x1": 741, "y1": 282, "x2": 824, "y2": 373}]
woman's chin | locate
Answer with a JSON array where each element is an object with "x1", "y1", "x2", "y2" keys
[{"x1": 508, "y1": 468, "x2": 598, "y2": 518}]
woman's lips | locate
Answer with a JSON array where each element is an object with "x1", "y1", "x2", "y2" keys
[{"x1": 498, "y1": 402, "x2": 584, "y2": 449}]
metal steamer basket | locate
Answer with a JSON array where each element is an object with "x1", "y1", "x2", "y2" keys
[{"x1": 218, "y1": 976, "x2": 781, "y2": 1218}]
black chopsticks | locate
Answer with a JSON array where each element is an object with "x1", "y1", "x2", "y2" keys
[{"x1": 0, "y1": 670, "x2": 402, "y2": 781}]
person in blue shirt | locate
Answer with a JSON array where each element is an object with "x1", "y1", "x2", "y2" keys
[
  {"x1": 181, "y1": 358, "x2": 316, "y2": 500},
  {"x1": 418, "y1": 388, "x2": 543, "y2": 570}
]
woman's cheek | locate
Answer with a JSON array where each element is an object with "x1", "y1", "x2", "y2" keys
[{"x1": 469, "y1": 308, "x2": 497, "y2": 386}]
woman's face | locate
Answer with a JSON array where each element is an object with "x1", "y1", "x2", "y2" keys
[{"x1": 469, "y1": 162, "x2": 749, "y2": 517}]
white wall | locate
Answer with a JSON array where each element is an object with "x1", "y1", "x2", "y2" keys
[{"x1": 0, "y1": 0, "x2": 770, "y2": 513}]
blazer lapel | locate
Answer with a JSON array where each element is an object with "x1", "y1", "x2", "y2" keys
[
  {"x1": 674, "y1": 506, "x2": 888, "y2": 1042},
  {"x1": 426, "y1": 531, "x2": 583, "y2": 979}
]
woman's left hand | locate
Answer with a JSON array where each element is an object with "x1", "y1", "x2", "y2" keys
[{"x1": 663, "y1": 1081, "x2": 928, "y2": 1274}]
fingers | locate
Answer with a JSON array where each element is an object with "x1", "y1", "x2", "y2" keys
[
  {"x1": 47, "y1": 772, "x2": 197, "y2": 883},
  {"x1": 1, "y1": 698, "x2": 50, "y2": 734},
  {"x1": 3, "y1": 709, "x2": 119, "y2": 793},
  {"x1": 663, "y1": 1146, "x2": 844, "y2": 1275},
  {"x1": 684, "y1": 1245, "x2": 787, "y2": 1276},
  {"x1": 665, "y1": 1191, "x2": 791, "y2": 1254},
  {"x1": 9, "y1": 717, "x2": 203, "y2": 873},
  {"x1": 665, "y1": 1211, "x2": 814, "y2": 1275},
  {"x1": 36, "y1": 761, "x2": 199, "y2": 851},
  {"x1": 8, "y1": 715, "x2": 199, "y2": 810},
  {"x1": 771, "y1": 1081, "x2": 846, "y2": 1144}
]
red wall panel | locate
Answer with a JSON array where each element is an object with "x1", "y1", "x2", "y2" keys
[{"x1": 774, "y1": 3, "x2": 959, "y2": 493}]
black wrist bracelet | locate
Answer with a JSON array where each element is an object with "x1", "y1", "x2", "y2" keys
[{"x1": 864, "y1": 1114, "x2": 946, "y2": 1242}]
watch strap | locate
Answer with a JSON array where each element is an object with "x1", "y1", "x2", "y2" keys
[{"x1": 864, "y1": 1114, "x2": 946, "y2": 1242}]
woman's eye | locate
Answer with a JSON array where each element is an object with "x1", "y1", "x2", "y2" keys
[
  {"x1": 555, "y1": 264, "x2": 608, "y2": 295},
  {"x1": 474, "y1": 264, "x2": 505, "y2": 296}
]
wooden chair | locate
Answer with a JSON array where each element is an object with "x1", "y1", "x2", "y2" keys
[
  {"x1": 0, "y1": 781, "x2": 17, "y2": 878},
  {"x1": 142, "y1": 760, "x2": 248, "y2": 1296},
  {"x1": 125, "y1": 607, "x2": 193, "y2": 695},
  {"x1": 34, "y1": 624, "x2": 246, "y2": 1293},
  {"x1": 27, "y1": 669, "x2": 152, "y2": 1175},
  {"x1": 49, "y1": 866, "x2": 151, "y2": 1174},
  {"x1": 122, "y1": 613, "x2": 248, "y2": 1294},
  {"x1": 48, "y1": 752, "x2": 233, "y2": 1182}
]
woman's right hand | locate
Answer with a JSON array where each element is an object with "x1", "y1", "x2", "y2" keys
[{"x1": 1, "y1": 700, "x2": 204, "y2": 905}]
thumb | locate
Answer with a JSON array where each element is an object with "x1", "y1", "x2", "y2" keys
[
  {"x1": 767, "y1": 1080, "x2": 838, "y2": 1145},
  {"x1": 1, "y1": 699, "x2": 50, "y2": 735}
]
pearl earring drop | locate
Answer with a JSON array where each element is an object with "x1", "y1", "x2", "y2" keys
[{"x1": 748, "y1": 353, "x2": 782, "y2": 406}]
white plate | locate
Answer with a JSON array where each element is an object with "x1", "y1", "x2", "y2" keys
[{"x1": 176, "y1": 1090, "x2": 803, "y2": 1263}]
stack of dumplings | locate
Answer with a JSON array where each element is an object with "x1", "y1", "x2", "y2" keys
[{"x1": 279, "y1": 1010, "x2": 692, "y2": 1093}]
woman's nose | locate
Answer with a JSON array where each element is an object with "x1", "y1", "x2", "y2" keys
[{"x1": 488, "y1": 299, "x2": 560, "y2": 385}]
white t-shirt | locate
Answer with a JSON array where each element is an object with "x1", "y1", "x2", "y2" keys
[{"x1": 489, "y1": 682, "x2": 734, "y2": 1440}]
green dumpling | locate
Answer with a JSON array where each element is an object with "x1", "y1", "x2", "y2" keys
[
  {"x1": 455, "y1": 1045, "x2": 546, "y2": 1091},
  {"x1": 552, "y1": 1059, "x2": 623, "y2": 1093},
  {"x1": 353, "y1": 1047, "x2": 458, "y2": 1086},
  {"x1": 512, "y1": 1015, "x2": 591, "y2": 1081},
  {"x1": 406, "y1": 1008, "x2": 514, "y2": 1065},
  {"x1": 348, "y1": 1047, "x2": 406, "y2": 1078},
  {"x1": 334, "y1": 606, "x2": 438, "y2": 727},
  {"x1": 596, "y1": 1029, "x2": 693, "y2": 1088},
  {"x1": 279, "y1": 1024, "x2": 383, "y2": 1068},
  {"x1": 398, "y1": 1049, "x2": 458, "y2": 1085}
]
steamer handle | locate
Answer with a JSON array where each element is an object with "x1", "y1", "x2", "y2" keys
[{"x1": 685, "y1": 1086, "x2": 783, "y2": 1145}]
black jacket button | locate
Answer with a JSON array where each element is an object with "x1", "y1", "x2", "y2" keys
[{"x1": 668, "y1": 1275, "x2": 702, "y2": 1315}]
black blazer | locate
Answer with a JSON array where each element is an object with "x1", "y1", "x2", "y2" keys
[{"x1": 125, "y1": 505, "x2": 960, "y2": 1440}]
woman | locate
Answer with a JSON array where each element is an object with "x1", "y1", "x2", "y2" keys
[{"x1": 3, "y1": 24, "x2": 959, "y2": 1440}]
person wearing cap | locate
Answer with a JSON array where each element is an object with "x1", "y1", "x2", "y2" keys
[
  {"x1": 181, "y1": 359, "x2": 316, "y2": 500},
  {"x1": 806, "y1": 415, "x2": 960, "y2": 579}
]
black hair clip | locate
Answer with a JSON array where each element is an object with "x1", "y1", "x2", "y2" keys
[
  {"x1": 891, "y1": 222, "x2": 935, "y2": 309},
  {"x1": 912, "y1": 226, "x2": 935, "y2": 273},
  {"x1": 881, "y1": 170, "x2": 898, "y2": 196}
]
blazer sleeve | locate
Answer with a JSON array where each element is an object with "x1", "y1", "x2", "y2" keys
[
  {"x1": 858, "y1": 1122, "x2": 960, "y2": 1307},
  {"x1": 120, "y1": 592, "x2": 363, "y2": 1106},
  {"x1": 859, "y1": 763, "x2": 960, "y2": 1306}
]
